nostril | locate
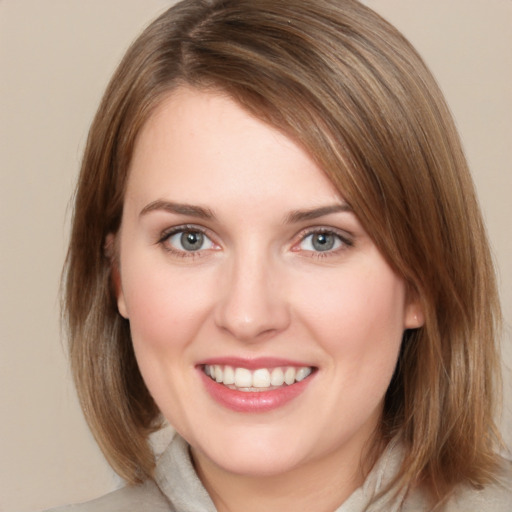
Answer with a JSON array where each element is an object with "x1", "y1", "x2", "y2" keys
[{"x1": 213, "y1": 262, "x2": 291, "y2": 341}]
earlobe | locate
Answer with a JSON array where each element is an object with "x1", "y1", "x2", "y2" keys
[
  {"x1": 112, "y1": 265, "x2": 129, "y2": 319},
  {"x1": 105, "y1": 234, "x2": 129, "y2": 319},
  {"x1": 404, "y1": 289, "x2": 425, "y2": 329}
]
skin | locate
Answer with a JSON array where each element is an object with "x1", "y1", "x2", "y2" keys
[{"x1": 115, "y1": 87, "x2": 424, "y2": 512}]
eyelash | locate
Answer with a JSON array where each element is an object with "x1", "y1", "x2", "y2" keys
[
  {"x1": 157, "y1": 225, "x2": 354, "y2": 259},
  {"x1": 157, "y1": 225, "x2": 215, "y2": 258},
  {"x1": 293, "y1": 228, "x2": 354, "y2": 258}
]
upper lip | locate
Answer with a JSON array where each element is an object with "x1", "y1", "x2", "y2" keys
[{"x1": 197, "y1": 356, "x2": 315, "y2": 370}]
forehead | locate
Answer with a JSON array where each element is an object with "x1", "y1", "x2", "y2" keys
[{"x1": 125, "y1": 87, "x2": 342, "y2": 211}]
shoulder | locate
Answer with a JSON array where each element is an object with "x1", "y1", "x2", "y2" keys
[
  {"x1": 44, "y1": 479, "x2": 172, "y2": 512},
  {"x1": 444, "y1": 460, "x2": 512, "y2": 512},
  {"x1": 402, "y1": 458, "x2": 512, "y2": 512}
]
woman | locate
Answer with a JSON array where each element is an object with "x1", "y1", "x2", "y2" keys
[{"x1": 56, "y1": 0, "x2": 511, "y2": 510}]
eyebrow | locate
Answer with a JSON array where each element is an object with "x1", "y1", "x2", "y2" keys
[
  {"x1": 139, "y1": 200, "x2": 215, "y2": 219},
  {"x1": 285, "y1": 203, "x2": 352, "y2": 223},
  {"x1": 139, "y1": 199, "x2": 352, "y2": 223}
]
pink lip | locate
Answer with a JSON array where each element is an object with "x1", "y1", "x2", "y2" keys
[
  {"x1": 198, "y1": 356, "x2": 311, "y2": 370},
  {"x1": 197, "y1": 359, "x2": 316, "y2": 413}
]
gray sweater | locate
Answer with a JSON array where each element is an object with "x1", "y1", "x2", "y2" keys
[{"x1": 47, "y1": 434, "x2": 512, "y2": 512}]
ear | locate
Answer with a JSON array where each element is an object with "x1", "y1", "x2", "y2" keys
[
  {"x1": 404, "y1": 286, "x2": 424, "y2": 329},
  {"x1": 105, "y1": 233, "x2": 129, "y2": 319}
]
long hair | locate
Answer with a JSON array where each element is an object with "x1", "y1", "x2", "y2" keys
[{"x1": 64, "y1": 0, "x2": 503, "y2": 503}]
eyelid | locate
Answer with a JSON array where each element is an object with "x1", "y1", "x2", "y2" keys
[
  {"x1": 156, "y1": 224, "x2": 353, "y2": 258},
  {"x1": 157, "y1": 224, "x2": 219, "y2": 256},
  {"x1": 291, "y1": 226, "x2": 354, "y2": 254}
]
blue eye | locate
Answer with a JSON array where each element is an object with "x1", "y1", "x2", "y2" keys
[
  {"x1": 299, "y1": 232, "x2": 347, "y2": 252},
  {"x1": 164, "y1": 228, "x2": 214, "y2": 252}
]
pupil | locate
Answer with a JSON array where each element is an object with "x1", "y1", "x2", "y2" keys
[
  {"x1": 313, "y1": 233, "x2": 334, "y2": 251},
  {"x1": 181, "y1": 231, "x2": 203, "y2": 251}
]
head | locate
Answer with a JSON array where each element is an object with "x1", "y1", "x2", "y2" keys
[{"x1": 65, "y1": 0, "x2": 502, "y2": 500}]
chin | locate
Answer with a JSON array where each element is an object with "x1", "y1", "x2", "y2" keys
[{"x1": 189, "y1": 426, "x2": 308, "y2": 477}]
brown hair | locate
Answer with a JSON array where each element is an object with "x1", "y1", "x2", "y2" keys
[{"x1": 64, "y1": 0, "x2": 503, "y2": 504}]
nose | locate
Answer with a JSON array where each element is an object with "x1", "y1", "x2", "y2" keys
[{"x1": 214, "y1": 251, "x2": 291, "y2": 342}]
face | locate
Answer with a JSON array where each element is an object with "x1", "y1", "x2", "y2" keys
[{"x1": 115, "y1": 87, "x2": 423, "y2": 480}]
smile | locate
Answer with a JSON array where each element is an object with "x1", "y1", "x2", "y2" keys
[{"x1": 203, "y1": 364, "x2": 313, "y2": 391}]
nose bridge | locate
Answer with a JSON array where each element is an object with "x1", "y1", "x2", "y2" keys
[{"x1": 214, "y1": 241, "x2": 289, "y2": 341}]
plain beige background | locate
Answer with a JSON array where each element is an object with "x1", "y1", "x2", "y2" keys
[{"x1": 0, "y1": 1, "x2": 510, "y2": 511}]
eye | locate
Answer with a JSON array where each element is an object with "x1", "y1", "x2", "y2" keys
[
  {"x1": 161, "y1": 227, "x2": 215, "y2": 253},
  {"x1": 297, "y1": 230, "x2": 351, "y2": 253}
]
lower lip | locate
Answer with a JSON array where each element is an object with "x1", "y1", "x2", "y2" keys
[{"x1": 199, "y1": 370, "x2": 314, "y2": 413}]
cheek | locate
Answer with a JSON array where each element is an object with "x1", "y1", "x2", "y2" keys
[
  {"x1": 120, "y1": 260, "x2": 215, "y2": 355},
  {"x1": 119, "y1": 262, "x2": 218, "y2": 422},
  {"x1": 296, "y1": 259, "x2": 406, "y2": 368}
]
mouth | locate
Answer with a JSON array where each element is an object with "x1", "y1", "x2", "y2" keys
[{"x1": 202, "y1": 364, "x2": 314, "y2": 392}]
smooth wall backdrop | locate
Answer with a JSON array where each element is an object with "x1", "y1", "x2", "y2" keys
[{"x1": 0, "y1": 1, "x2": 510, "y2": 511}]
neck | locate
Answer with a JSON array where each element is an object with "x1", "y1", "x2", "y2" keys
[{"x1": 191, "y1": 434, "x2": 382, "y2": 512}]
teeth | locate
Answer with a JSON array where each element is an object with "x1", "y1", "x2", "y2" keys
[
  {"x1": 252, "y1": 369, "x2": 270, "y2": 388},
  {"x1": 295, "y1": 367, "x2": 312, "y2": 382},
  {"x1": 223, "y1": 365, "x2": 235, "y2": 385},
  {"x1": 284, "y1": 367, "x2": 295, "y2": 385},
  {"x1": 234, "y1": 367, "x2": 252, "y2": 388},
  {"x1": 270, "y1": 367, "x2": 285, "y2": 386},
  {"x1": 203, "y1": 364, "x2": 313, "y2": 390}
]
